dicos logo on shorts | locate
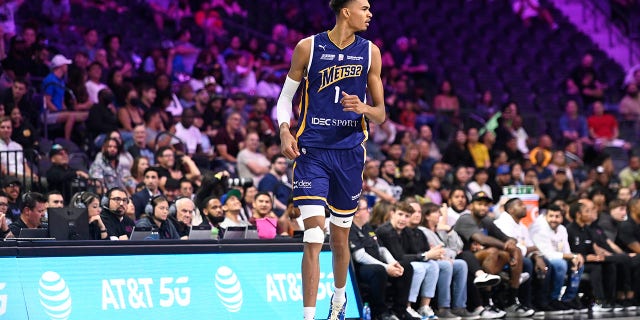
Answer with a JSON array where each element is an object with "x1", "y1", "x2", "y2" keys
[
  {"x1": 38, "y1": 271, "x2": 72, "y2": 320},
  {"x1": 215, "y1": 266, "x2": 243, "y2": 313}
]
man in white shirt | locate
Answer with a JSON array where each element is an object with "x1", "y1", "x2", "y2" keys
[
  {"x1": 0, "y1": 116, "x2": 32, "y2": 179},
  {"x1": 174, "y1": 108, "x2": 202, "y2": 155},
  {"x1": 85, "y1": 62, "x2": 107, "y2": 104},
  {"x1": 494, "y1": 198, "x2": 546, "y2": 314},
  {"x1": 529, "y1": 204, "x2": 586, "y2": 311},
  {"x1": 236, "y1": 132, "x2": 270, "y2": 185}
]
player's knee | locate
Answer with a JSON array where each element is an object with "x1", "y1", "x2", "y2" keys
[{"x1": 303, "y1": 226, "x2": 325, "y2": 244}]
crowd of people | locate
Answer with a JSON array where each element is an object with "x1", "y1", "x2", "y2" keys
[{"x1": 0, "y1": 1, "x2": 638, "y2": 319}]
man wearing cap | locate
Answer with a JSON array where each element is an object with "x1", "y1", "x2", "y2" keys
[
  {"x1": 45, "y1": 143, "x2": 89, "y2": 200},
  {"x1": 42, "y1": 54, "x2": 88, "y2": 140},
  {"x1": 541, "y1": 168, "x2": 571, "y2": 203},
  {"x1": 489, "y1": 164, "x2": 511, "y2": 203},
  {"x1": 454, "y1": 192, "x2": 532, "y2": 317},
  {"x1": 3, "y1": 176, "x2": 21, "y2": 221},
  {"x1": 218, "y1": 189, "x2": 250, "y2": 230}
]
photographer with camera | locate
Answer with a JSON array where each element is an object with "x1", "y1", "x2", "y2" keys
[{"x1": 154, "y1": 146, "x2": 201, "y2": 192}]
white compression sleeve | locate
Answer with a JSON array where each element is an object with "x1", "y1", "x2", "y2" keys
[{"x1": 276, "y1": 76, "x2": 301, "y2": 127}]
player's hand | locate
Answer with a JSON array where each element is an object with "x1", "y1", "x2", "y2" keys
[
  {"x1": 340, "y1": 91, "x2": 367, "y2": 114},
  {"x1": 280, "y1": 126, "x2": 299, "y2": 160}
]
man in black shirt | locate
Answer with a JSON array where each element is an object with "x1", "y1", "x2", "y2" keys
[
  {"x1": 349, "y1": 199, "x2": 412, "y2": 320},
  {"x1": 7, "y1": 191, "x2": 47, "y2": 238},
  {"x1": 616, "y1": 199, "x2": 640, "y2": 304},
  {"x1": 45, "y1": 144, "x2": 90, "y2": 201},
  {"x1": 100, "y1": 187, "x2": 135, "y2": 240}
]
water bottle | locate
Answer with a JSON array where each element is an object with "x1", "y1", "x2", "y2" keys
[
  {"x1": 362, "y1": 302, "x2": 371, "y2": 320},
  {"x1": 570, "y1": 271, "x2": 580, "y2": 288}
]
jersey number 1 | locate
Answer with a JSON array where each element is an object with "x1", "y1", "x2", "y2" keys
[{"x1": 334, "y1": 86, "x2": 341, "y2": 104}]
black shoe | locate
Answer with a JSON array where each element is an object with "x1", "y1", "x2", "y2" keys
[
  {"x1": 549, "y1": 300, "x2": 573, "y2": 314},
  {"x1": 562, "y1": 299, "x2": 587, "y2": 313}
]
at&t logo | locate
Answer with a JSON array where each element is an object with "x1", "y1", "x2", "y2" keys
[
  {"x1": 215, "y1": 266, "x2": 243, "y2": 313},
  {"x1": 38, "y1": 271, "x2": 72, "y2": 320}
]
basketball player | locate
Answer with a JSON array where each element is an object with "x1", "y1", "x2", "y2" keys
[{"x1": 276, "y1": 1, "x2": 385, "y2": 319}]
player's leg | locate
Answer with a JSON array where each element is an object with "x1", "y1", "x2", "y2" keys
[{"x1": 301, "y1": 207, "x2": 326, "y2": 320}]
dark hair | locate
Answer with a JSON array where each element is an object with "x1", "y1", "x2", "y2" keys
[
  {"x1": 143, "y1": 166, "x2": 161, "y2": 177},
  {"x1": 271, "y1": 154, "x2": 286, "y2": 164},
  {"x1": 393, "y1": 200, "x2": 415, "y2": 214},
  {"x1": 149, "y1": 195, "x2": 169, "y2": 218},
  {"x1": 608, "y1": 199, "x2": 626, "y2": 210},
  {"x1": 504, "y1": 198, "x2": 521, "y2": 214},
  {"x1": 547, "y1": 204, "x2": 562, "y2": 213},
  {"x1": 423, "y1": 203, "x2": 440, "y2": 216},
  {"x1": 21, "y1": 192, "x2": 46, "y2": 211},
  {"x1": 45, "y1": 190, "x2": 63, "y2": 201},
  {"x1": 155, "y1": 146, "x2": 173, "y2": 162},
  {"x1": 255, "y1": 191, "x2": 272, "y2": 201},
  {"x1": 569, "y1": 202, "x2": 583, "y2": 220},
  {"x1": 329, "y1": 0, "x2": 353, "y2": 15}
]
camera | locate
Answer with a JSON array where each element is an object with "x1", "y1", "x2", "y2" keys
[{"x1": 228, "y1": 177, "x2": 253, "y2": 188}]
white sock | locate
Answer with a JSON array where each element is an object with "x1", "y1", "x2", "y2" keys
[
  {"x1": 303, "y1": 307, "x2": 316, "y2": 320},
  {"x1": 332, "y1": 286, "x2": 346, "y2": 304}
]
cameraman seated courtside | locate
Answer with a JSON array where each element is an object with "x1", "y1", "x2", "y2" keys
[
  {"x1": 7, "y1": 192, "x2": 47, "y2": 238},
  {"x1": 69, "y1": 191, "x2": 109, "y2": 240},
  {"x1": 349, "y1": 198, "x2": 413, "y2": 320},
  {"x1": 135, "y1": 195, "x2": 181, "y2": 239}
]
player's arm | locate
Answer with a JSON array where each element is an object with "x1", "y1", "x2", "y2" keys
[
  {"x1": 277, "y1": 38, "x2": 310, "y2": 160},
  {"x1": 340, "y1": 43, "x2": 385, "y2": 124}
]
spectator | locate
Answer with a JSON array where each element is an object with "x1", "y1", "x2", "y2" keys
[
  {"x1": 132, "y1": 167, "x2": 162, "y2": 219},
  {"x1": 249, "y1": 192, "x2": 278, "y2": 239},
  {"x1": 9, "y1": 107, "x2": 36, "y2": 163},
  {"x1": 0, "y1": 78, "x2": 36, "y2": 128},
  {"x1": 0, "y1": 116, "x2": 34, "y2": 180},
  {"x1": 45, "y1": 143, "x2": 89, "y2": 202},
  {"x1": 87, "y1": 88, "x2": 119, "y2": 143},
  {"x1": 7, "y1": 191, "x2": 46, "y2": 238},
  {"x1": 541, "y1": 168, "x2": 572, "y2": 203},
  {"x1": 454, "y1": 192, "x2": 530, "y2": 318},
  {"x1": 218, "y1": 189, "x2": 250, "y2": 229},
  {"x1": 475, "y1": 90, "x2": 499, "y2": 121},
  {"x1": 89, "y1": 137, "x2": 131, "y2": 190},
  {"x1": 349, "y1": 198, "x2": 414, "y2": 320},
  {"x1": 85, "y1": 62, "x2": 107, "y2": 104},
  {"x1": 467, "y1": 168, "x2": 492, "y2": 199},
  {"x1": 170, "y1": 197, "x2": 197, "y2": 239},
  {"x1": 442, "y1": 130, "x2": 475, "y2": 169},
  {"x1": 529, "y1": 135, "x2": 553, "y2": 167},
  {"x1": 100, "y1": 187, "x2": 134, "y2": 240},
  {"x1": 236, "y1": 131, "x2": 270, "y2": 185},
  {"x1": 174, "y1": 108, "x2": 203, "y2": 156},
  {"x1": 127, "y1": 125, "x2": 155, "y2": 165},
  {"x1": 2, "y1": 176, "x2": 20, "y2": 221},
  {"x1": 616, "y1": 199, "x2": 640, "y2": 296},
  {"x1": 362, "y1": 159, "x2": 396, "y2": 205},
  {"x1": 588, "y1": 101, "x2": 630, "y2": 150},
  {"x1": 213, "y1": 111, "x2": 245, "y2": 169},
  {"x1": 467, "y1": 127, "x2": 490, "y2": 169},
  {"x1": 200, "y1": 195, "x2": 224, "y2": 238},
  {"x1": 42, "y1": 54, "x2": 88, "y2": 140},
  {"x1": 559, "y1": 99, "x2": 590, "y2": 155},
  {"x1": 619, "y1": 83, "x2": 640, "y2": 124},
  {"x1": 154, "y1": 147, "x2": 201, "y2": 191},
  {"x1": 45, "y1": 190, "x2": 64, "y2": 209},
  {"x1": 618, "y1": 155, "x2": 640, "y2": 189},
  {"x1": 529, "y1": 205, "x2": 586, "y2": 312},
  {"x1": 136, "y1": 195, "x2": 181, "y2": 239},
  {"x1": 103, "y1": 34, "x2": 131, "y2": 75},
  {"x1": 547, "y1": 150, "x2": 576, "y2": 191}
]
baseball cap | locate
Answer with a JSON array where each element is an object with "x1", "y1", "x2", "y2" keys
[
  {"x1": 50, "y1": 54, "x2": 72, "y2": 69},
  {"x1": 496, "y1": 164, "x2": 511, "y2": 175},
  {"x1": 49, "y1": 144, "x2": 67, "y2": 158},
  {"x1": 2, "y1": 176, "x2": 21, "y2": 188},
  {"x1": 470, "y1": 191, "x2": 493, "y2": 203},
  {"x1": 221, "y1": 189, "x2": 242, "y2": 206}
]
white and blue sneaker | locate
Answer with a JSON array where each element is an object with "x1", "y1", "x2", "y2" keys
[{"x1": 327, "y1": 295, "x2": 346, "y2": 320}]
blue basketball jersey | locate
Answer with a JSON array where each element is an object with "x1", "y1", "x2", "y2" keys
[{"x1": 295, "y1": 32, "x2": 371, "y2": 149}]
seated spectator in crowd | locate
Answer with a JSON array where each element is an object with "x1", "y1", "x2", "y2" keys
[
  {"x1": 42, "y1": 54, "x2": 88, "y2": 141},
  {"x1": 249, "y1": 192, "x2": 278, "y2": 239},
  {"x1": 236, "y1": 131, "x2": 270, "y2": 185},
  {"x1": 407, "y1": 200, "x2": 476, "y2": 319},
  {"x1": 129, "y1": 156, "x2": 149, "y2": 192},
  {"x1": 45, "y1": 143, "x2": 89, "y2": 201},
  {"x1": 541, "y1": 169, "x2": 572, "y2": 204},
  {"x1": 46, "y1": 190, "x2": 64, "y2": 209},
  {"x1": 69, "y1": 191, "x2": 109, "y2": 240},
  {"x1": 362, "y1": 159, "x2": 396, "y2": 205},
  {"x1": 494, "y1": 198, "x2": 550, "y2": 313},
  {"x1": 467, "y1": 168, "x2": 492, "y2": 199},
  {"x1": 213, "y1": 111, "x2": 245, "y2": 170},
  {"x1": 3, "y1": 176, "x2": 21, "y2": 220},
  {"x1": 529, "y1": 205, "x2": 586, "y2": 311},
  {"x1": 397, "y1": 163, "x2": 424, "y2": 199},
  {"x1": 9, "y1": 107, "x2": 37, "y2": 162},
  {"x1": 442, "y1": 130, "x2": 475, "y2": 169},
  {"x1": 174, "y1": 108, "x2": 203, "y2": 156},
  {"x1": 200, "y1": 195, "x2": 225, "y2": 238},
  {"x1": 85, "y1": 62, "x2": 107, "y2": 104},
  {"x1": 588, "y1": 101, "x2": 631, "y2": 150},
  {"x1": 0, "y1": 78, "x2": 37, "y2": 128},
  {"x1": 7, "y1": 191, "x2": 46, "y2": 238},
  {"x1": 154, "y1": 146, "x2": 201, "y2": 191},
  {"x1": 467, "y1": 127, "x2": 490, "y2": 169},
  {"x1": 258, "y1": 154, "x2": 292, "y2": 216},
  {"x1": 424, "y1": 176, "x2": 442, "y2": 205},
  {"x1": 87, "y1": 88, "x2": 119, "y2": 144},
  {"x1": 218, "y1": 189, "x2": 250, "y2": 229},
  {"x1": 163, "y1": 178, "x2": 181, "y2": 203},
  {"x1": 179, "y1": 178, "x2": 194, "y2": 199},
  {"x1": 559, "y1": 100, "x2": 590, "y2": 155},
  {"x1": 349, "y1": 198, "x2": 414, "y2": 320},
  {"x1": 132, "y1": 167, "x2": 162, "y2": 219},
  {"x1": 489, "y1": 164, "x2": 512, "y2": 202},
  {"x1": 619, "y1": 155, "x2": 640, "y2": 189},
  {"x1": 598, "y1": 200, "x2": 629, "y2": 250},
  {"x1": 454, "y1": 192, "x2": 530, "y2": 318},
  {"x1": 89, "y1": 138, "x2": 131, "y2": 190},
  {"x1": 619, "y1": 83, "x2": 640, "y2": 124},
  {"x1": 375, "y1": 201, "x2": 448, "y2": 319},
  {"x1": 0, "y1": 116, "x2": 34, "y2": 181},
  {"x1": 136, "y1": 195, "x2": 180, "y2": 239},
  {"x1": 128, "y1": 125, "x2": 155, "y2": 165},
  {"x1": 616, "y1": 199, "x2": 640, "y2": 296},
  {"x1": 0, "y1": 191, "x2": 11, "y2": 237},
  {"x1": 100, "y1": 187, "x2": 134, "y2": 240},
  {"x1": 529, "y1": 135, "x2": 553, "y2": 168}
]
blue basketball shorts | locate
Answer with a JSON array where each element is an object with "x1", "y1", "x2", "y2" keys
[{"x1": 292, "y1": 145, "x2": 366, "y2": 217}]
